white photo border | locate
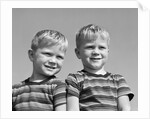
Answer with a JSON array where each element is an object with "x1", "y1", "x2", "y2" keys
[{"x1": 0, "y1": 0, "x2": 149, "y2": 119}]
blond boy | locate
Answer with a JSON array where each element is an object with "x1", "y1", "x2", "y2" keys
[
  {"x1": 66, "y1": 24, "x2": 134, "y2": 111},
  {"x1": 13, "y1": 30, "x2": 68, "y2": 111}
]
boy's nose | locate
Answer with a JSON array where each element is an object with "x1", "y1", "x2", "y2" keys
[
  {"x1": 92, "y1": 49, "x2": 100, "y2": 56},
  {"x1": 48, "y1": 58, "x2": 56, "y2": 65}
]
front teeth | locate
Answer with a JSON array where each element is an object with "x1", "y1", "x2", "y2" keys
[
  {"x1": 45, "y1": 66, "x2": 56, "y2": 69},
  {"x1": 91, "y1": 58, "x2": 101, "y2": 60}
]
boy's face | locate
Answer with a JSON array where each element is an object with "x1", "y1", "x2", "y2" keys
[
  {"x1": 29, "y1": 45, "x2": 65, "y2": 77},
  {"x1": 75, "y1": 36, "x2": 109, "y2": 72}
]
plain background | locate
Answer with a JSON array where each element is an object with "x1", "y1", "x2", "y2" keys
[{"x1": 12, "y1": 8, "x2": 138, "y2": 111}]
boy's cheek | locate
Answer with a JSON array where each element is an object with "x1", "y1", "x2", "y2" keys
[{"x1": 57, "y1": 60, "x2": 64, "y2": 66}]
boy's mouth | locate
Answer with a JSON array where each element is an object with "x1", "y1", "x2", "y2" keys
[
  {"x1": 90, "y1": 57, "x2": 102, "y2": 61},
  {"x1": 45, "y1": 65, "x2": 56, "y2": 70}
]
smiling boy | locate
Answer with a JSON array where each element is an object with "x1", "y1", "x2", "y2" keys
[
  {"x1": 66, "y1": 24, "x2": 134, "y2": 111},
  {"x1": 12, "y1": 29, "x2": 68, "y2": 111}
]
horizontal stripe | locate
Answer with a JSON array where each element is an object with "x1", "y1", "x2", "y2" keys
[
  {"x1": 53, "y1": 86, "x2": 66, "y2": 95},
  {"x1": 54, "y1": 98, "x2": 66, "y2": 105},
  {"x1": 13, "y1": 85, "x2": 52, "y2": 97},
  {"x1": 82, "y1": 86, "x2": 117, "y2": 96},
  {"x1": 80, "y1": 94, "x2": 117, "y2": 103},
  {"x1": 80, "y1": 101, "x2": 117, "y2": 108},
  {"x1": 54, "y1": 102, "x2": 66, "y2": 108},
  {"x1": 14, "y1": 92, "x2": 53, "y2": 105},
  {"x1": 54, "y1": 92, "x2": 66, "y2": 101},
  {"x1": 15, "y1": 101, "x2": 53, "y2": 111},
  {"x1": 67, "y1": 89, "x2": 79, "y2": 97},
  {"x1": 83, "y1": 78, "x2": 117, "y2": 87},
  {"x1": 80, "y1": 103, "x2": 118, "y2": 111}
]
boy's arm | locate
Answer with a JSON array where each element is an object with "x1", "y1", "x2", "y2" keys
[
  {"x1": 65, "y1": 73, "x2": 82, "y2": 111},
  {"x1": 114, "y1": 74, "x2": 134, "y2": 111},
  {"x1": 53, "y1": 81, "x2": 67, "y2": 111},
  {"x1": 67, "y1": 95, "x2": 79, "y2": 111},
  {"x1": 118, "y1": 95, "x2": 131, "y2": 111}
]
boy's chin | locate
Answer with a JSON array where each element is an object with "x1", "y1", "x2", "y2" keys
[
  {"x1": 91, "y1": 64, "x2": 104, "y2": 69},
  {"x1": 45, "y1": 70, "x2": 60, "y2": 76}
]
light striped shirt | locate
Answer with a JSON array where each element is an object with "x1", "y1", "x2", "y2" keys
[
  {"x1": 12, "y1": 76, "x2": 66, "y2": 111},
  {"x1": 66, "y1": 70, "x2": 134, "y2": 111}
]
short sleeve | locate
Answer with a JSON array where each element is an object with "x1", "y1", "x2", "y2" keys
[
  {"x1": 65, "y1": 73, "x2": 81, "y2": 98},
  {"x1": 12, "y1": 82, "x2": 23, "y2": 111},
  {"x1": 115, "y1": 74, "x2": 134, "y2": 101},
  {"x1": 53, "y1": 81, "x2": 66, "y2": 108}
]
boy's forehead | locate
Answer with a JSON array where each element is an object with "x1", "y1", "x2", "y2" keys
[
  {"x1": 84, "y1": 33, "x2": 106, "y2": 42},
  {"x1": 81, "y1": 35, "x2": 109, "y2": 48},
  {"x1": 83, "y1": 39, "x2": 107, "y2": 45},
  {"x1": 41, "y1": 45, "x2": 66, "y2": 53}
]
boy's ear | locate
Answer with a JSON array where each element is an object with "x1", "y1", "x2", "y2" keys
[
  {"x1": 28, "y1": 49, "x2": 34, "y2": 62},
  {"x1": 75, "y1": 48, "x2": 81, "y2": 59}
]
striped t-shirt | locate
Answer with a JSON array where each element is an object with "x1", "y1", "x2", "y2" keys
[
  {"x1": 66, "y1": 70, "x2": 134, "y2": 111},
  {"x1": 12, "y1": 76, "x2": 66, "y2": 111}
]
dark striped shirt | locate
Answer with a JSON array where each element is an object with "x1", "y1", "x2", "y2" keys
[
  {"x1": 66, "y1": 70, "x2": 134, "y2": 111},
  {"x1": 12, "y1": 76, "x2": 66, "y2": 111}
]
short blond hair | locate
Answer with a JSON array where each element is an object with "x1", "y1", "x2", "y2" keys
[
  {"x1": 31, "y1": 29, "x2": 68, "y2": 52},
  {"x1": 76, "y1": 24, "x2": 110, "y2": 48}
]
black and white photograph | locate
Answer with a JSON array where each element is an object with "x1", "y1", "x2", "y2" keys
[{"x1": 0, "y1": 0, "x2": 149, "y2": 119}]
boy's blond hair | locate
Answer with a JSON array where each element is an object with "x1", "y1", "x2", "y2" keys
[
  {"x1": 76, "y1": 24, "x2": 110, "y2": 48},
  {"x1": 31, "y1": 29, "x2": 68, "y2": 52}
]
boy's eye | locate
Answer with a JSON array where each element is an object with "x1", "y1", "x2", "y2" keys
[
  {"x1": 57, "y1": 55, "x2": 64, "y2": 60},
  {"x1": 43, "y1": 53, "x2": 53, "y2": 56},
  {"x1": 99, "y1": 46, "x2": 106, "y2": 49},
  {"x1": 85, "y1": 46, "x2": 95, "y2": 49}
]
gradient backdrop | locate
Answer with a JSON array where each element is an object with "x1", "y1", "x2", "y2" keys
[{"x1": 12, "y1": 8, "x2": 138, "y2": 110}]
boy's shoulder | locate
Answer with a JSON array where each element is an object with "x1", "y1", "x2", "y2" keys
[
  {"x1": 67, "y1": 70, "x2": 86, "y2": 83},
  {"x1": 68, "y1": 71, "x2": 82, "y2": 76},
  {"x1": 68, "y1": 70, "x2": 84, "y2": 77},
  {"x1": 47, "y1": 77, "x2": 65, "y2": 85},
  {"x1": 12, "y1": 81, "x2": 25, "y2": 89},
  {"x1": 12, "y1": 78, "x2": 30, "y2": 89},
  {"x1": 48, "y1": 77, "x2": 66, "y2": 91},
  {"x1": 110, "y1": 73, "x2": 124, "y2": 80}
]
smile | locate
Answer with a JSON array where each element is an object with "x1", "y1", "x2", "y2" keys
[
  {"x1": 45, "y1": 65, "x2": 56, "y2": 69},
  {"x1": 90, "y1": 57, "x2": 102, "y2": 61}
]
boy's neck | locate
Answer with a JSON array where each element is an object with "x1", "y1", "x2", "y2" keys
[
  {"x1": 29, "y1": 74, "x2": 55, "y2": 82},
  {"x1": 83, "y1": 67, "x2": 106, "y2": 75}
]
